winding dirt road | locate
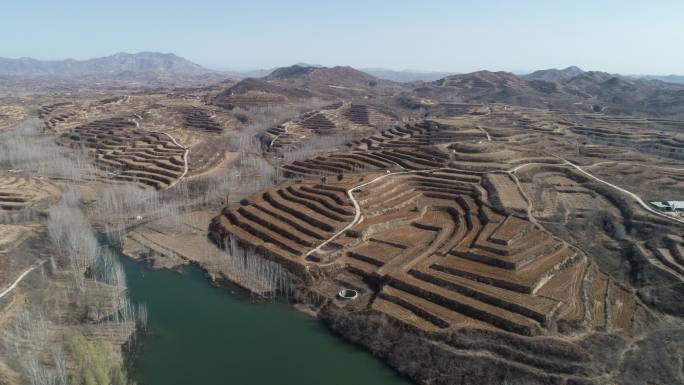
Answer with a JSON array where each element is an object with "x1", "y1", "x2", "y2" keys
[
  {"x1": 269, "y1": 123, "x2": 289, "y2": 148},
  {"x1": 305, "y1": 163, "x2": 541, "y2": 258},
  {"x1": 304, "y1": 168, "x2": 448, "y2": 258},
  {"x1": 562, "y1": 159, "x2": 684, "y2": 226},
  {"x1": 0, "y1": 260, "x2": 46, "y2": 299},
  {"x1": 160, "y1": 132, "x2": 189, "y2": 188},
  {"x1": 130, "y1": 115, "x2": 189, "y2": 188},
  {"x1": 304, "y1": 157, "x2": 684, "y2": 262}
]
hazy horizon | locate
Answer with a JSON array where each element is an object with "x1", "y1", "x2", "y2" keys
[{"x1": 2, "y1": 0, "x2": 683, "y2": 75}]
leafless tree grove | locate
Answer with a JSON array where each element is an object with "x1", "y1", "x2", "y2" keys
[
  {"x1": 1, "y1": 100, "x2": 342, "y2": 382},
  {"x1": 0, "y1": 119, "x2": 96, "y2": 182},
  {"x1": 221, "y1": 235, "x2": 294, "y2": 297},
  {"x1": 1, "y1": 120, "x2": 145, "y2": 385}
]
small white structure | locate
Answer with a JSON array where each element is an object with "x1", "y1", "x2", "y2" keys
[
  {"x1": 338, "y1": 289, "x2": 358, "y2": 300},
  {"x1": 650, "y1": 201, "x2": 684, "y2": 212}
]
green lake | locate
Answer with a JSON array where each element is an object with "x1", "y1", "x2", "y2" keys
[{"x1": 117, "y1": 250, "x2": 410, "y2": 385}]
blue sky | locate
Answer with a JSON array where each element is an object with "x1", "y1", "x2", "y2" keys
[{"x1": 2, "y1": 0, "x2": 683, "y2": 74}]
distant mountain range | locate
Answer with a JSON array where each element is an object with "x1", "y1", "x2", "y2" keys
[
  {"x1": 1, "y1": 53, "x2": 682, "y2": 116},
  {"x1": 361, "y1": 69, "x2": 456, "y2": 82},
  {"x1": 413, "y1": 66, "x2": 684, "y2": 116},
  {"x1": 210, "y1": 62, "x2": 684, "y2": 117},
  {"x1": 266, "y1": 64, "x2": 380, "y2": 85},
  {"x1": 2, "y1": 52, "x2": 682, "y2": 88},
  {"x1": 212, "y1": 64, "x2": 405, "y2": 110},
  {"x1": 221, "y1": 66, "x2": 453, "y2": 83},
  {"x1": 523, "y1": 66, "x2": 585, "y2": 82},
  {"x1": 519, "y1": 67, "x2": 684, "y2": 85},
  {"x1": 0, "y1": 52, "x2": 213, "y2": 77},
  {"x1": 632, "y1": 74, "x2": 684, "y2": 85}
]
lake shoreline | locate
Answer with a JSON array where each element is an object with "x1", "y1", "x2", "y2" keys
[{"x1": 110, "y1": 237, "x2": 413, "y2": 385}]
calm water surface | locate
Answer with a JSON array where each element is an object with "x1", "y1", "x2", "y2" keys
[{"x1": 117, "y1": 249, "x2": 410, "y2": 385}]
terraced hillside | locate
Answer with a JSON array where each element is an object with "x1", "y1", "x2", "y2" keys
[
  {"x1": 278, "y1": 121, "x2": 499, "y2": 178},
  {"x1": 38, "y1": 102, "x2": 72, "y2": 121},
  {"x1": 282, "y1": 146, "x2": 450, "y2": 177},
  {"x1": 208, "y1": 104, "x2": 684, "y2": 384},
  {"x1": 347, "y1": 121, "x2": 475, "y2": 150},
  {"x1": 299, "y1": 112, "x2": 337, "y2": 131},
  {"x1": 9, "y1": 65, "x2": 681, "y2": 384},
  {"x1": 213, "y1": 77, "x2": 314, "y2": 108},
  {"x1": 584, "y1": 162, "x2": 684, "y2": 201},
  {"x1": 570, "y1": 123, "x2": 684, "y2": 160},
  {"x1": 266, "y1": 102, "x2": 397, "y2": 151},
  {"x1": 177, "y1": 107, "x2": 223, "y2": 132},
  {"x1": 0, "y1": 174, "x2": 61, "y2": 211},
  {"x1": 212, "y1": 167, "x2": 649, "y2": 338},
  {"x1": 62, "y1": 117, "x2": 186, "y2": 189},
  {"x1": 0, "y1": 105, "x2": 27, "y2": 131},
  {"x1": 37, "y1": 95, "x2": 150, "y2": 132},
  {"x1": 515, "y1": 162, "x2": 684, "y2": 287},
  {"x1": 343, "y1": 104, "x2": 370, "y2": 125},
  {"x1": 0, "y1": 224, "x2": 31, "y2": 254},
  {"x1": 212, "y1": 179, "x2": 356, "y2": 272},
  {"x1": 485, "y1": 108, "x2": 684, "y2": 161}
]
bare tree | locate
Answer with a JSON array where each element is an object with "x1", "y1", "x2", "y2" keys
[{"x1": 219, "y1": 235, "x2": 294, "y2": 298}]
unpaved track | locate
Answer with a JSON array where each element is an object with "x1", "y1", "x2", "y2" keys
[
  {"x1": 477, "y1": 126, "x2": 491, "y2": 141},
  {"x1": 269, "y1": 108, "x2": 322, "y2": 150},
  {"x1": 130, "y1": 116, "x2": 189, "y2": 188},
  {"x1": 270, "y1": 123, "x2": 289, "y2": 148},
  {"x1": 514, "y1": 159, "x2": 684, "y2": 281},
  {"x1": 562, "y1": 159, "x2": 684, "y2": 226},
  {"x1": 160, "y1": 132, "x2": 189, "y2": 188},
  {"x1": 304, "y1": 158, "x2": 683, "y2": 280},
  {"x1": 511, "y1": 160, "x2": 684, "y2": 225},
  {"x1": 304, "y1": 168, "x2": 446, "y2": 258},
  {"x1": 0, "y1": 260, "x2": 46, "y2": 299},
  {"x1": 305, "y1": 163, "x2": 540, "y2": 258},
  {"x1": 508, "y1": 162, "x2": 557, "y2": 173}
]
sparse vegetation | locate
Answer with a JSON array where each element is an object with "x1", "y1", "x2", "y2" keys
[
  {"x1": 69, "y1": 333, "x2": 130, "y2": 385},
  {"x1": 1, "y1": 57, "x2": 683, "y2": 385},
  {"x1": 0, "y1": 120, "x2": 144, "y2": 385}
]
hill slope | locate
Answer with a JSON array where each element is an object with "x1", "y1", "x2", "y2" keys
[
  {"x1": 265, "y1": 64, "x2": 380, "y2": 86},
  {"x1": 416, "y1": 69, "x2": 684, "y2": 116},
  {"x1": 362, "y1": 68, "x2": 456, "y2": 82},
  {"x1": 524, "y1": 66, "x2": 585, "y2": 82},
  {"x1": 634, "y1": 74, "x2": 684, "y2": 85}
]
